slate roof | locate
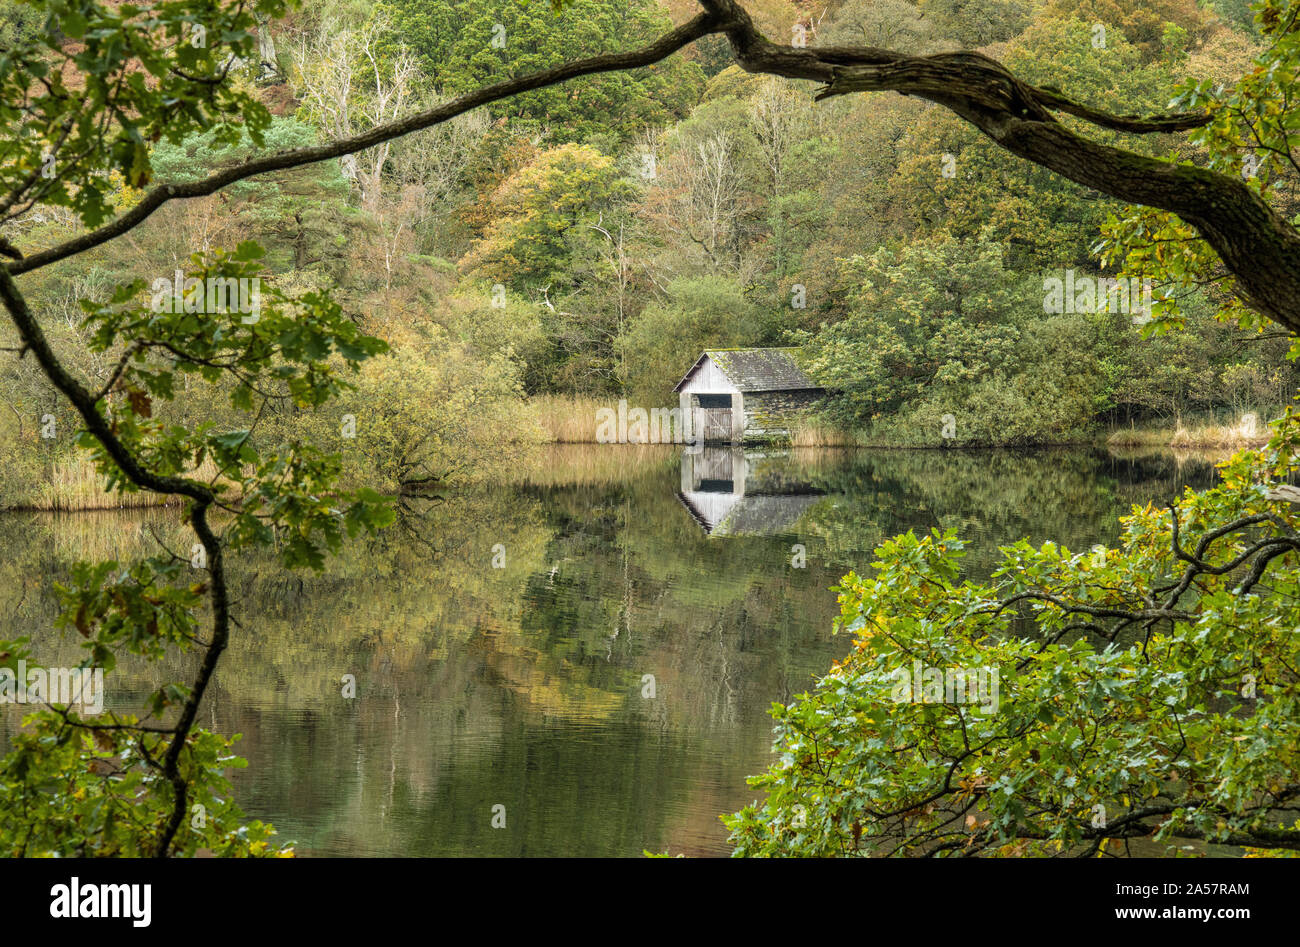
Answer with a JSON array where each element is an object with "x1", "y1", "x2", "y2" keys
[{"x1": 672, "y1": 347, "x2": 822, "y2": 393}]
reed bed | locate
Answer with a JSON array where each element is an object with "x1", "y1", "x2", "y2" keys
[
  {"x1": 528, "y1": 394, "x2": 607, "y2": 443},
  {"x1": 788, "y1": 419, "x2": 863, "y2": 447},
  {"x1": 29, "y1": 455, "x2": 226, "y2": 512},
  {"x1": 1169, "y1": 422, "x2": 1270, "y2": 450},
  {"x1": 505, "y1": 442, "x2": 677, "y2": 487},
  {"x1": 1106, "y1": 412, "x2": 1274, "y2": 450}
]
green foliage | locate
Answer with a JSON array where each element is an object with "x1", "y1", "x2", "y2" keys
[
  {"x1": 290, "y1": 322, "x2": 540, "y2": 490},
  {"x1": 1045, "y1": 0, "x2": 1212, "y2": 60},
  {"x1": 805, "y1": 238, "x2": 1026, "y2": 418},
  {"x1": 0, "y1": 0, "x2": 288, "y2": 226},
  {"x1": 917, "y1": 0, "x2": 1033, "y2": 46},
  {"x1": 1204, "y1": 0, "x2": 1265, "y2": 35},
  {"x1": 802, "y1": 237, "x2": 1105, "y2": 444},
  {"x1": 887, "y1": 17, "x2": 1180, "y2": 270},
  {"x1": 0, "y1": 0, "x2": 404, "y2": 854},
  {"x1": 619, "y1": 275, "x2": 766, "y2": 402},
  {"x1": 77, "y1": 244, "x2": 394, "y2": 557},
  {"x1": 0, "y1": 0, "x2": 42, "y2": 46},
  {"x1": 0, "y1": 239, "x2": 394, "y2": 853},
  {"x1": 729, "y1": 0, "x2": 1300, "y2": 858},
  {"x1": 148, "y1": 119, "x2": 356, "y2": 279},
  {"x1": 1100, "y1": 0, "x2": 1299, "y2": 340},
  {"x1": 727, "y1": 414, "x2": 1300, "y2": 855},
  {"x1": 0, "y1": 0, "x2": 1294, "y2": 860},
  {"x1": 383, "y1": 0, "x2": 703, "y2": 143},
  {"x1": 0, "y1": 702, "x2": 284, "y2": 856},
  {"x1": 462, "y1": 142, "x2": 633, "y2": 291}
]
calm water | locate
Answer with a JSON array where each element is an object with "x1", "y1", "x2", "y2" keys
[{"x1": 0, "y1": 445, "x2": 1219, "y2": 856}]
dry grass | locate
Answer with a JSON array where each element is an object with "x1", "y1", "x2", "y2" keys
[
  {"x1": 1169, "y1": 422, "x2": 1270, "y2": 450},
  {"x1": 31, "y1": 455, "x2": 225, "y2": 512},
  {"x1": 1105, "y1": 427, "x2": 1171, "y2": 448},
  {"x1": 1107, "y1": 412, "x2": 1273, "y2": 451},
  {"x1": 528, "y1": 394, "x2": 608, "y2": 443},
  {"x1": 505, "y1": 443, "x2": 677, "y2": 486},
  {"x1": 788, "y1": 418, "x2": 862, "y2": 447}
]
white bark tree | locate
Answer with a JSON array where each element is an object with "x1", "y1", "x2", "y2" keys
[{"x1": 291, "y1": 14, "x2": 420, "y2": 212}]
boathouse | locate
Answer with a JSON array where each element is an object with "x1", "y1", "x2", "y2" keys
[{"x1": 672, "y1": 348, "x2": 824, "y2": 443}]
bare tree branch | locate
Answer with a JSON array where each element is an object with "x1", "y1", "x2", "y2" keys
[
  {"x1": 4, "y1": 10, "x2": 726, "y2": 277},
  {"x1": 8, "y1": 2, "x2": 1296, "y2": 333}
]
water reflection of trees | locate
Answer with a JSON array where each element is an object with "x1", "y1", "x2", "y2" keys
[
  {"x1": 780, "y1": 448, "x2": 1220, "y2": 576},
  {"x1": 0, "y1": 488, "x2": 842, "y2": 855},
  {"x1": 0, "y1": 446, "x2": 1218, "y2": 855}
]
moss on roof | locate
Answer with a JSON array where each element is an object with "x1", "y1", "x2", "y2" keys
[{"x1": 675, "y1": 347, "x2": 821, "y2": 393}]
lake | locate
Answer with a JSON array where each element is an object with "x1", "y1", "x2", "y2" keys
[{"x1": 0, "y1": 445, "x2": 1220, "y2": 856}]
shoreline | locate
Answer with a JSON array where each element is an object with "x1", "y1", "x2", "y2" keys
[{"x1": 0, "y1": 435, "x2": 1245, "y2": 514}]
